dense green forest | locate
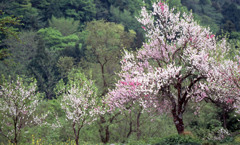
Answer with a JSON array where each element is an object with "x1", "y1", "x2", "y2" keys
[{"x1": 0, "y1": 0, "x2": 240, "y2": 144}]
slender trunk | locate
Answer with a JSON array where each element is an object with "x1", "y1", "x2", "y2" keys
[
  {"x1": 127, "y1": 112, "x2": 133, "y2": 138},
  {"x1": 73, "y1": 123, "x2": 80, "y2": 145},
  {"x1": 105, "y1": 126, "x2": 110, "y2": 143},
  {"x1": 223, "y1": 109, "x2": 227, "y2": 129},
  {"x1": 14, "y1": 122, "x2": 18, "y2": 145},
  {"x1": 99, "y1": 116, "x2": 110, "y2": 143},
  {"x1": 100, "y1": 63, "x2": 107, "y2": 96},
  {"x1": 136, "y1": 111, "x2": 141, "y2": 140},
  {"x1": 14, "y1": 114, "x2": 18, "y2": 145},
  {"x1": 127, "y1": 121, "x2": 133, "y2": 138},
  {"x1": 99, "y1": 125, "x2": 110, "y2": 143}
]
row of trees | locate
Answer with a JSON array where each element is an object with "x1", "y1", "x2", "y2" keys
[
  {"x1": 0, "y1": 1, "x2": 239, "y2": 144},
  {"x1": 1, "y1": 0, "x2": 239, "y2": 34}
]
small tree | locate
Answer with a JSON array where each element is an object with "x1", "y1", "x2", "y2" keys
[
  {"x1": 107, "y1": 1, "x2": 240, "y2": 134},
  {"x1": 48, "y1": 16, "x2": 79, "y2": 36},
  {"x1": 56, "y1": 69, "x2": 104, "y2": 145},
  {"x1": 0, "y1": 76, "x2": 46, "y2": 144},
  {"x1": 0, "y1": 10, "x2": 21, "y2": 59},
  {"x1": 82, "y1": 20, "x2": 136, "y2": 143}
]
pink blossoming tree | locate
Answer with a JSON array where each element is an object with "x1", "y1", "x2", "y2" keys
[
  {"x1": 107, "y1": 1, "x2": 240, "y2": 134},
  {"x1": 56, "y1": 69, "x2": 104, "y2": 145},
  {"x1": 0, "y1": 76, "x2": 47, "y2": 144}
]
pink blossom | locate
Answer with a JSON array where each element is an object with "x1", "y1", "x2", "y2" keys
[
  {"x1": 158, "y1": 2, "x2": 163, "y2": 6},
  {"x1": 206, "y1": 34, "x2": 209, "y2": 39},
  {"x1": 129, "y1": 82, "x2": 135, "y2": 86},
  {"x1": 142, "y1": 26, "x2": 146, "y2": 30},
  {"x1": 120, "y1": 81, "x2": 127, "y2": 85},
  {"x1": 136, "y1": 82, "x2": 142, "y2": 86},
  {"x1": 161, "y1": 5, "x2": 165, "y2": 12},
  {"x1": 226, "y1": 98, "x2": 233, "y2": 104},
  {"x1": 107, "y1": 0, "x2": 240, "y2": 135}
]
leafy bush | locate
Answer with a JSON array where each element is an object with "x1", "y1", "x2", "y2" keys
[
  {"x1": 152, "y1": 135, "x2": 201, "y2": 145},
  {"x1": 234, "y1": 134, "x2": 240, "y2": 144}
]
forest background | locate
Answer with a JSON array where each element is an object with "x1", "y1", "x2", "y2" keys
[{"x1": 0, "y1": 0, "x2": 240, "y2": 144}]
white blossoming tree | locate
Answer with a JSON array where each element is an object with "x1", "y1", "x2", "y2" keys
[
  {"x1": 107, "y1": 1, "x2": 240, "y2": 134},
  {"x1": 0, "y1": 76, "x2": 46, "y2": 144},
  {"x1": 56, "y1": 69, "x2": 104, "y2": 145}
]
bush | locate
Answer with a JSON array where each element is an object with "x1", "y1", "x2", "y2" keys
[
  {"x1": 152, "y1": 135, "x2": 202, "y2": 145},
  {"x1": 234, "y1": 134, "x2": 240, "y2": 144}
]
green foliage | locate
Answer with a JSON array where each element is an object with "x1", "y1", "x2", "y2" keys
[
  {"x1": 0, "y1": 31, "x2": 38, "y2": 76},
  {"x1": 234, "y1": 134, "x2": 240, "y2": 144},
  {"x1": 108, "y1": 0, "x2": 144, "y2": 14},
  {"x1": 199, "y1": 0, "x2": 212, "y2": 5},
  {"x1": 28, "y1": 39, "x2": 59, "y2": 99},
  {"x1": 230, "y1": 31, "x2": 240, "y2": 40},
  {"x1": 57, "y1": 56, "x2": 75, "y2": 80},
  {"x1": 109, "y1": 6, "x2": 141, "y2": 32},
  {"x1": 63, "y1": 0, "x2": 96, "y2": 22},
  {"x1": 4, "y1": 0, "x2": 40, "y2": 29},
  {"x1": 30, "y1": 0, "x2": 96, "y2": 24},
  {"x1": 0, "y1": 10, "x2": 21, "y2": 59},
  {"x1": 0, "y1": 1, "x2": 240, "y2": 144},
  {"x1": 152, "y1": 135, "x2": 201, "y2": 145},
  {"x1": 0, "y1": 75, "x2": 44, "y2": 144},
  {"x1": 37, "y1": 27, "x2": 79, "y2": 51},
  {"x1": 0, "y1": 11, "x2": 21, "y2": 41},
  {"x1": 48, "y1": 16, "x2": 80, "y2": 36},
  {"x1": 224, "y1": 111, "x2": 240, "y2": 132},
  {"x1": 166, "y1": 0, "x2": 188, "y2": 13},
  {"x1": 82, "y1": 20, "x2": 136, "y2": 95},
  {"x1": 195, "y1": 15, "x2": 221, "y2": 33},
  {"x1": 222, "y1": 3, "x2": 240, "y2": 31},
  {"x1": 181, "y1": 0, "x2": 240, "y2": 34}
]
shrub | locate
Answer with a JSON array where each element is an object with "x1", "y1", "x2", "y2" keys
[{"x1": 153, "y1": 135, "x2": 201, "y2": 145}]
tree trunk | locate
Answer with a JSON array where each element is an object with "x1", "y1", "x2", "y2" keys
[
  {"x1": 99, "y1": 116, "x2": 110, "y2": 144},
  {"x1": 222, "y1": 109, "x2": 227, "y2": 129},
  {"x1": 100, "y1": 63, "x2": 107, "y2": 96},
  {"x1": 75, "y1": 137, "x2": 79, "y2": 145},
  {"x1": 136, "y1": 111, "x2": 141, "y2": 140},
  {"x1": 73, "y1": 123, "x2": 80, "y2": 145},
  {"x1": 173, "y1": 113, "x2": 184, "y2": 134},
  {"x1": 14, "y1": 116, "x2": 18, "y2": 145},
  {"x1": 127, "y1": 112, "x2": 133, "y2": 138},
  {"x1": 99, "y1": 125, "x2": 110, "y2": 143}
]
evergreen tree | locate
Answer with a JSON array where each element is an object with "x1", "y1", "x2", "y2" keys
[{"x1": 29, "y1": 38, "x2": 58, "y2": 99}]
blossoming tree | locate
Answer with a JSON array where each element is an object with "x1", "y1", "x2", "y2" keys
[
  {"x1": 0, "y1": 76, "x2": 46, "y2": 144},
  {"x1": 56, "y1": 69, "x2": 104, "y2": 145},
  {"x1": 107, "y1": 1, "x2": 240, "y2": 134}
]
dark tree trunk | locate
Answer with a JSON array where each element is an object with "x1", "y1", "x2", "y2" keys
[
  {"x1": 99, "y1": 116, "x2": 110, "y2": 144},
  {"x1": 171, "y1": 84, "x2": 185, "y2": 134},
  {"x1": 222, "y1": 109, "x2": 227, "y2": 129},
  {"x1": 100, "y1": 62, "x2": 108, "y2": 96},
  {"x1": 136, "y1": 111, "x2": 141, "y2": 140},
  {"x1": 73, "y1": 122, "x2": 81, "y2": 145},
  {"x1": 14, "y1": 115, "x2": 18, "y2": 145},
  {"x1": 75, "y1": 138, "x2": 79, "y2": 145},
  {"x1": 173, "y1": 113, "x2": 184, "y2": 134},
  {"x1": 99, "y1": 125, "x2": 110, "y2": 143},
  {"x1": 127, "y1": 112, "x2": 133, "y2": 138}
]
